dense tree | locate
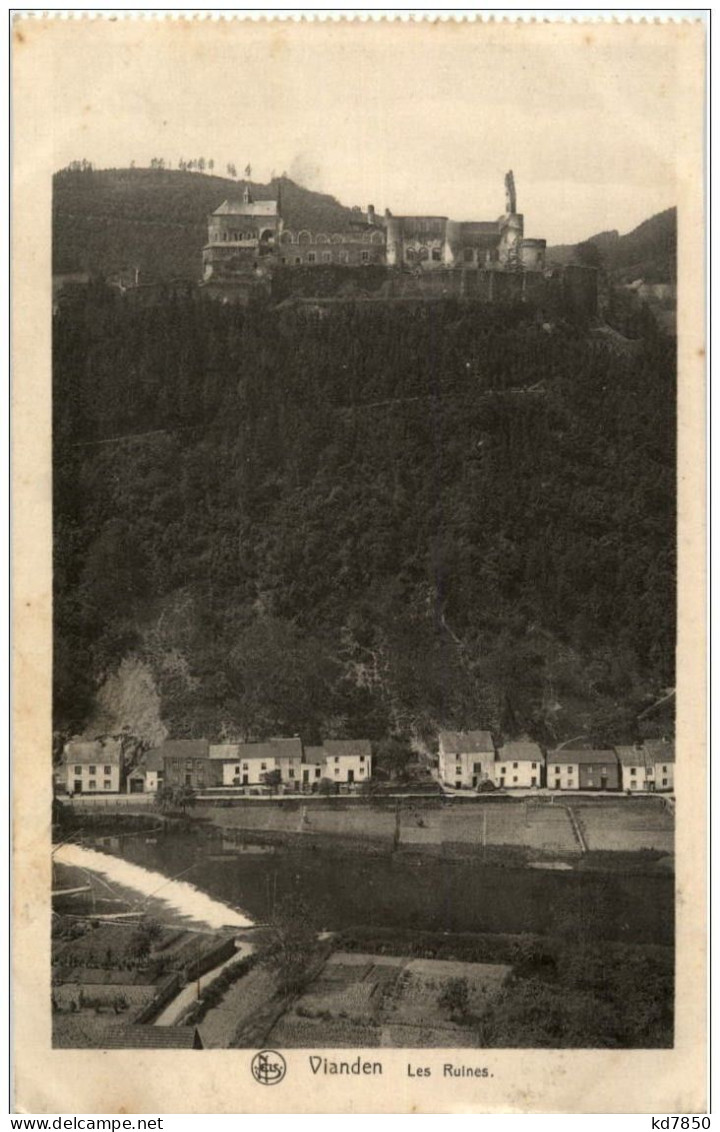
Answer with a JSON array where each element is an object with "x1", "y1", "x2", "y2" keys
[{"x1": 53, "y1": 293, "x2": 676, "y2": 748}]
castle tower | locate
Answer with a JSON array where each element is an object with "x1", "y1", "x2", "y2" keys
[{"x1": 498, "y1": 170, "x2": 524, "y2": 268}]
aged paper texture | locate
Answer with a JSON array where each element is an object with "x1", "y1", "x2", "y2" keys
[{"x1": 12, "y1": 14, "x2": 706, "y2": 1114}]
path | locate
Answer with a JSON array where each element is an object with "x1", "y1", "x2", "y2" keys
[{"x1": 154, "y1": 940, "x2": 253, "y2": 1026}]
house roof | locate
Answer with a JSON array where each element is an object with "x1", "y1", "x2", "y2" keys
[
  {"x1": 64, "y1": 738, "x2": 123, "y2": 766},
  {"x1": 439, "y1": 730, "x2": 494, "y2": 756},
  {"x1": 209, "y1": 738, "x2": 303, "y2": 761},
  {"x1": 101, "y1": 1025, "x2": 202, "y2": 1049},
  {"x1": 156, "y1": 739, "x2": 209, "y2": 760},
  {"x1": 548, "y1": 749, "x2": 618, "y2": 766},
  {"x1": 615, "y1": 746, "x2": 651, "y2": 767},
  {"x1": 304, "y1": 746, "x2": 326, "y2": 765},
  {"x1": 128, "y1": 749, "x2": 165, "y2": 776},
  {"x1": 644, "y1": 740, "x2": 675, "y2": 764},
  {"x1": 323, "y1": 739, "x2": 372, "y2": 760},
  {"x1": 496, "y1": 742, "x2": 543, "y2": 763},
  {"x1": 213, "y1": 198, "x2": 278, "y2": 217}
]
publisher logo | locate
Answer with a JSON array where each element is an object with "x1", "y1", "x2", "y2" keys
[{"x1": 251, "y1": 1049, "x2": 287, "y2": 1086}]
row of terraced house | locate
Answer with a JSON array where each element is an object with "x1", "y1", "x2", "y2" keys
[
  {"x1": 438, "y1": 732, "x2": 675, "y2": 793},
  {"x1": 60, "y1": 736, "x2": 372, "y2": 795}
]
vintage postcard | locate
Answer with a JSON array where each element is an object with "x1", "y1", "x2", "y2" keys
[{"x1": 11, "y1": 12, "x2": 706, "y2": 1115}]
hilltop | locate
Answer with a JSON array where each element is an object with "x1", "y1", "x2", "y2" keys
[
  {"x1": 53, "y1": 167, "x2": 357, "y2": 280},
  {"x1": 547, "y1": 208, "x2": 677, "y2": 284}
]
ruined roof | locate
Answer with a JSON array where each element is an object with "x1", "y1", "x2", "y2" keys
[
  {"x1": 64, "y1": 738, "x2": 123, "y2": 766},
  {"x1": 439, "y1": 730, "x2": 494, "y2": 756},
  {"x1": 213, "y1": 198, "x2": 278, "y2": 217},
  {"x1": 548, "y1": 749, "x2": 618, "y2": 766},
  {"x1": 209, "y1": 738, "x2": 303, "y2": 761},
  {"x1": 644, "y1": 740, "x2": 675, "y2": 764},
  {"x1": 496, "y1": 742, "x2": 543, "y2": 763},
  {"x1": 323, "y1": 739, "x2": 372, "y2": 760}
]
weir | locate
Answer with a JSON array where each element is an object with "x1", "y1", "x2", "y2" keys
[{"x1": 52, "y1": 842, "x2": 252, "y2": 930}]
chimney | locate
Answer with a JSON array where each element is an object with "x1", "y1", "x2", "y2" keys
[{"x1": 367, "y1": 204, "x2": 376, "y2": 225}]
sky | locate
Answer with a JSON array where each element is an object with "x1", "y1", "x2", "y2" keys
[{"x1": 44, "y1": 19, "x2": 683, "y2": 244}]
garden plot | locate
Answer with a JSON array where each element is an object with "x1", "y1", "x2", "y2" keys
[
  {"x1": 267, "y1": 951, "x2": 510, "y2": 1049},
  {"x1": 574, "y1": 801, "x2": 674, "y2": 853}
]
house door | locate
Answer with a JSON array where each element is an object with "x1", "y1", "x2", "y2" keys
[
  {"x1": 348, "y1": 769, "x2": 354, "y2": 783},
  {"x1": 303, "y1": 769, "x2": 309, "y2": 784},
  {"x1": 498, "y1": 777, "x2": 505, "y2": 787},
  {"x1": 531, "y1": 777, "x2": 537, "y2": 787},
  {"x1": 600, "y1": 776, "x2": 608, "y2": 790},
  {"x1": 73, "y1": 780, "x2": 82, "y2": 794},
  {"x1": 185, "y1": 774, "x2": 193, "y2": 786},
  {"x1": 130, "y1": 779, "x2": 144, "y2": 794},
  {"x1": 242, "y1": 774, "x2": 248, "y2": 785}
]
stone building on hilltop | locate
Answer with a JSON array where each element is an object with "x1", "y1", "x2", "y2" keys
[{"x1": 201, "y1": 171, "x2": 548, "y2": 286}]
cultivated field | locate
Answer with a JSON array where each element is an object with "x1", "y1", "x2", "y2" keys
[
  {"x1": 573, "y1": 799, "x2": 674, "y2": 853},
  {"x1": 266, "y1": 950, "x2": 511, "y2": 1049}
]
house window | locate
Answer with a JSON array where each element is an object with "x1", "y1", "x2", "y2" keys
[
  {"x1": 630, "y1": 767, "x2": 637, "y2": 775},
  {"x1": 513, "y1": 776, "x2": 518, "y2": 783},
  {"x1": 104, "y1": 765, "x2": 111, "y2": 775},
  {"x1": 242, "y1": 763, "x2": 248, "y2": 770},
  {"x1": 662, "y1": 765, "x2": 668, "y2": 773},
  {"x1": 289, "y1": 769, "x2": 295, "y2": 778},
  {"x1": 294, "y1": 256, "x2": 302, "y2": 264},
  {"x1": 307, "y1": 252, "x2": 317, "y2": 264},
  {"x1": 234, "y1": 766, "x2": 240, "y2": 775},
  {"x1": 186, "y1": 760, "x2": 193, "y2": 770},
  {"x1": 74, "y1": 765, "x2": 82, "y2": 774},
  {"x1": 359, "y1": 755, "x2": 365, "y2": 762},
  {"x1": 554, "y1": 766, "x2": 560, "y2": 773},
  {"x1": 361, "y1": 251, "x2": 369, "y2": 263},
  {"x1": 261, "y1": 763, "x2": 267, "y2": 771},
  {"x1": 513, "y1": 763, "x2": 518, "y2": 769},
  {"x1": 315, "y1": 767, "x2": 321, "y2": 777},
  {"x1": 88, "y1": 780, "x2": 96, "y2": 790},
  {"x1": 499, "y1": 767, "x2": 506, "y2": 775},
  {"x1": 335, "y1": 756, "x2": 340, "y2": 762},
  {"x1": 601, "y1": 767, "x2": 607, "y2": 774},
  {"x1": 89, "y1": 765, "x2": 96, "y2": 775},
  {"x1": 431, "y1": 248, "x2": 442, "y2": 262},
  {"x1": 322, "y1": 252, "x2": 332, "y2": 263},
  {"x1": 335, "y1": 767, "x2": 340, "y2": 775},
  {"x1": 103, "y1": 780, "x2": 111, "y2": 790},
  {"x1": 531, "y1": 763, "x2": 537, "y2": 769}
]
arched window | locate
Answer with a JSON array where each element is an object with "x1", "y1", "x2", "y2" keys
[
  {"x1": 315, "y1": 233, "x2": 330, "y2": 244},
  {"x1": 280, "y1": 230, "x2": 294, "y2": 245},
  {"x1": 418, "y1": 246, "x2": 429, "y2": 262},
  {"x1": 331, "y1": 234, "x2": 344, "y2": 245},
  {"x1": 371, "y1": 230, "x2": 385, "y2": 245},
  {"x1": 297, "y1": 230, "x2": 312, "y2": 245},
  {"x1": 405, "y1": 248, "x2": 416, "y2": 262}
]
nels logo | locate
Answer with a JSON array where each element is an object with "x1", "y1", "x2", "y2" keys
[{"x1": 251, "y1": 1049, "x2": 287, "y2": 1086}]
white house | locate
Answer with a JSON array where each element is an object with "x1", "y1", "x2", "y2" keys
[
  {"x1": 126, "y1": 748, "x2": 165, "y2": 794},
  {"x1": 545, "y1": 751, "x2": 580, "y2": 791},
  {"x1": 644, "y1": 740, "x2": 675, "y2": 792},
  {"x1": 64, "y1": 738, "x2": 124, "y2": 794},
  {"x1": 322, "y1": 739, "x2": 372, "y2": 785},
  {"x1": 616, "y1": 745, "x2": 652, "y2": 792},
  {"x1": 438, "y1": 730, "x2": 495, "y2": 789},
  {"x1": 494, "y1": 742, "x2": 543, "y2": 788},
  {"x1": 301, "y1": 747, "x2": 327, "y2": 788},
  {"x1": 209, "y1": 738, "x2": 303, "y2": 788}
]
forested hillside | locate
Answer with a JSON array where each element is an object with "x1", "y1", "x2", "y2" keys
[
  {"x1": 53, "y1": 167, "x2": 356, "y2": 279},
  {"x1": 548, "y1": 208, "x2": 677, "y2": 283},
  {"x1": 53, "y1": 289, "x2": 676, "y2": 750}
]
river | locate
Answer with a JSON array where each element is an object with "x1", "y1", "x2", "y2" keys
[{"x1": 56, "y1": 825, "x2": 673, "y2": 946}]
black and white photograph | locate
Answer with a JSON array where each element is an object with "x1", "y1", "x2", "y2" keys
[{"x1": 12, "y1": 13, "x2": 706, "y2": 1116}]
